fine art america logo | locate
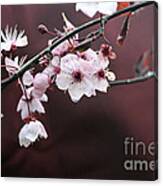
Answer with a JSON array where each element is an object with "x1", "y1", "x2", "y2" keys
[{"x1": 123, "y1": 137, "x2": 157, "y2": 172}]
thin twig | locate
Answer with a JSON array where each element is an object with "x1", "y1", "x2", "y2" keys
[
  {"x1": 1, "y1": 1, "x2": 156, "y2": 89},
  {"x1": 110, "y1": 71, "x2": 156, "y2": 87}
]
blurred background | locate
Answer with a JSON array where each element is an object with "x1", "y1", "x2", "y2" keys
[{"x1": 1, "y1": 3, "x2": 157, "y2": 180}]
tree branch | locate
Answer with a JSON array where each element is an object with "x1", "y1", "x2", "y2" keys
[
  {"x1": 110, "y1": 71, "x2": 156, "y2": 87},
  {"x1": 1, "y1": 1, "x2": 156, "y2": 90}
]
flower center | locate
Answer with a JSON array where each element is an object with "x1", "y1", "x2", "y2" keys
[
  {"x1": 54, "y1": 66, "x2": 61, "y2": 74},
  {"x1": 11, "y1": 43, "x2": 17, "y2": 51},
  {"x1": 98, "y1": 69, "x2": 105, "y2": 78},
  {"x1": 72, "y1": 71, "x2": 83, "y2": 82},
  {"x1": 100, "y1": 44, "x2": 110, "y2": 56}
]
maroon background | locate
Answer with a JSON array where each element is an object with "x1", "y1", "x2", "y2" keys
[{"x1": 1, "y1": 3, "x2": 157, "y2": 180}]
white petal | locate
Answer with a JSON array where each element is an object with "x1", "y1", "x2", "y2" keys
[
  {"x1": 1, "y1": 41, "x2": 12, "y2": 51},
  {"x1": 19, "y1": 124, "x2": 32, "y2": 147},
  {"x1": 40, "y1": 94, "x2": 48, "y2": 102},
  {"x1": 21, "y1": 104, "x2": 30, "y2": 120},
  {"x1": 5, "y1": 57, "x2": 19, "y2": 73},
  {"x1": 51, "y1": 56, "x2": 60, "y2": 66},
  {"x1": 98, "y1": 53, "x2": 110, "y2": 69},
  {"x1": 17, "y1": 99, "x2": 25, "y2": 112},
  {"x1": 68, "y1": 82, "x2": 84, "y2": 102},
  {"x1": 22, "y1": 71, "x2": 33, "y2": 86},
  {"x1": 82, "y1": 48, "x2": 98, "y2": 62},
  {"x1": 83, "y1": 77, "x2": 96, "y2": 97},
  {"x1": 36, "y1": 120, "x2": 48, "y2": 139},
  {"x1": 61, "y1": 54, "x2": 79, "y2": 73},
  {"x1": 23, "y1": 122, "x2": 39, "y2": 141},
  {"x1": 106, "y1": 71, "x2": 116, "y2": 81},
  {"x1": 31, "y1": 99, "x2": 45, "y2": 113},
  {"x1": 56, "y1": 73, "x2": 72, "y2": 90},
  {"x1": 62, "y1": 12, "x2": 75, "y2": 31},
  {"x1": 98, "y1": 2, "x2": 117, "y2": 15},
  {"x1": 16, "y1": 36, "x2": 28, "y2": 47},
  {"x1": 93, "y1": 76, "x2": 109, "y2": 93},
  {"x1": 12, "y1": 25, "x2": 18, "y2": 41},
  {"x1": 76, "y1": 2, "x2": 98, "y2": 17},
  {"x1": 1, "y1": 30, "x2": 7, "y2": 42}
]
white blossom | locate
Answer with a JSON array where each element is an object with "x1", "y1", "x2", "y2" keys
[
  {"x1": 76, "y1": 2, "x2": 117, "y2": 17},
  {"x1": 1, "y1": 25, "x2": 28, "y2": 51},
  {"x1": 56, "y1": 53, "x2": 96, "y2": 102},
  {"x1": 17, "y1": 87, "x2": 48, "y2": 120},
  {"x1": 18, "y1": 120, "x2": 48, "y2": 148}
]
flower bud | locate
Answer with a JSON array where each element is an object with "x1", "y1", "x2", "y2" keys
[{"x1": 38, "y1": 24, "x2": 49, "y2": 34}]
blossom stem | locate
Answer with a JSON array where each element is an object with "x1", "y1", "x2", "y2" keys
[
  {"x1": 18, "y1": 78, "x2": 32, "y2": 118},
  {"x1": 1, "y1": 1, "x2": 156, "y2": 89}
]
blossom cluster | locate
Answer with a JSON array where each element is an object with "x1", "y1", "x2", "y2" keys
[{"x1": 1, "y1": 2, "x2": 132, "y2": 148}]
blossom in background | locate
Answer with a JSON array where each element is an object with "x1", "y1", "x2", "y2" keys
[
  {"x1": 1, "y1": 25, "x2": 28, "y2": 51},
  {"x1": 17, "y1": 87, "x2": 48, "y2": 120},
  {"x1": 76, "y1": 2, "x2": 117, "y2": 17},
  {"x1": 4, "y1": 55, "x2": 27, "y2": 74},
  {"x1": 56, "y1": 53, "x2": 96, "y2": 102},
  {"x1": 76, "y1": 2, "x2": 131, "y2": 17},
  {"x1": 18, "y1": 120, "x2": 48, "y2": 148}
]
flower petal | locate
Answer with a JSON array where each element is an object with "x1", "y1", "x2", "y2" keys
[
  {"x1": 20, "y1": 104, "x2": 30, "y2": 120},
  {"x1": 17, "y1": 99, "x2": 25, "y2": 112},
  {"x1": 16, "y1": 36, "x2": 28, "y2": 47},
  {"x1": 40, "y1": 93, "x2": 48, "y2": 102},
  {"x1": 98, "y1": 2, "x2": 117, "y2": 15},
  {"x1": 68, "y1": 82, "x2": 84, "y2": 102},
  {"x1": 22, "y1": 71, "x2": 33, "y2": 86},
  {"x1": 5, "y1": 57, "x2": 19, "y2": 73},
  {"x1": 93, "y1": 76, "x2": 109, "y2": 93},
  {"x1": 1, "y1": 41, "x2": 12, "y2": 51},
  {"x1": 56, "y1": 72, "x2": 73, "y2": 90},
  {"x1": 106, "y1": 71, "x2": 116, "y2": 81},
  {"x1": 31, "y1": 99, "x2": 45, "y2": 114},
  {"x1": 76, "y1": 2, "x2": 98, "y2": 17}
]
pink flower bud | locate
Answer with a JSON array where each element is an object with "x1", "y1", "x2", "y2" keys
[{"x1": 33, "y1": 73, "x2": 49, "y2": 92}]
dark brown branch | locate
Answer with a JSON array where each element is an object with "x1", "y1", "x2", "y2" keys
[{"x1": 110, "y1": 71, "x2": 156, "y2": 87}]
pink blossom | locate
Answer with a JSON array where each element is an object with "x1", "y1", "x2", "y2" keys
[
  {"x1": 22, "y1": 70, "x2": 33, "y2": 86},
  {"x1": 33, "y1": 73, "x2": 49, "y2": 95},
  {"x1": 91, "y1": 52, "x2": 116, "y2": 93},
  {"x1": 56, "y1": 54, "x2": 95, "y2": 102}
]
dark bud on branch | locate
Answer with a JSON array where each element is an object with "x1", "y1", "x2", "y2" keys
[
  {"x1": 38, "y1": 24, "x2": 49, "y2": 34},
  {"x1": 117, "y1": 12, "x2": 132, "y2": 46}
]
